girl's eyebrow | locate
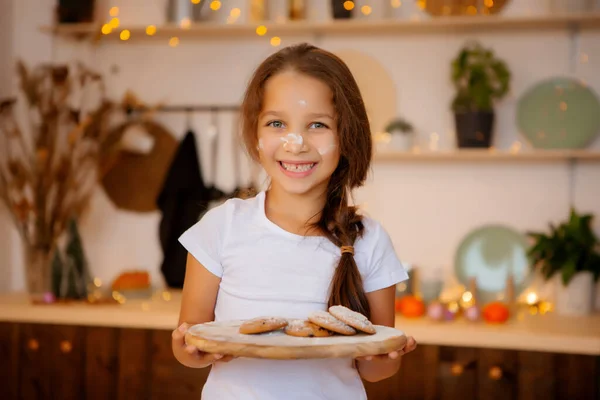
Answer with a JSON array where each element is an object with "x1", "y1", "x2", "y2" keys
[
  {"x1": 307, "y1": 112, "x2": 334, "y2": 120},
  {"x1": 260, "y1": 110, "x2": 284, "y2": 118}
]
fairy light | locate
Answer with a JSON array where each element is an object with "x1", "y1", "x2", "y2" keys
[
  {"x1": 256, "y1": 25, "x2": 267, "y2": 36},
  {"x1": 390, "y1": 0, "x2": 401, "y2": 8},
  {"x1": 361, "y1": 5, "x2": 372, "y2": 15},
  {"x1": 230, "y1": 8, "x2": 241, "y2": 17},
  {"x1": 343, "y1": 1, "x2": 355, "y2": 11},
  {"x1": 109, "y1": 6, "x2": 119, "y2": 17},
  {"x1": 146, "y1": 25, "x2": 157, "y2": 36},
  {"x1": 191, "y1": 0, "x2": 202, "y2": 3},
  {"x1": 101, "y1": 24, "x2": 112, "y2": 35},
  {"x1": 109, "y1": 17, "x2": 120, "y2": 29},
  {"x1": 484, "y1": 0, "x2": 494, "y2": 7},
  {"x1": 93, "y1": 277, "x2": 102, "y2": 287},
  {"x1": 210, "y1": 0, "x2": 221, "y2": 10},
  {"x1": 416, "y1": 0, "x2": 425, "y2": 10},
  {"x1": 169, "y1": 37, "x2": 180, "y2": 47},
  {"x1": 120, "y1": 29, "x2": 130, "y2": 41},
  {"x1": 270, "y1": 36, "x2": 281, "y2": 46},
  {"x1": 560, "y1": 101, "x2": 568, "y2": 111},
  {"x1": 180, "y1": 17, "x2": 192, "y2": 29},
  {"x1": 466, "y1": 5, "x2": 478, "y2": 15}
]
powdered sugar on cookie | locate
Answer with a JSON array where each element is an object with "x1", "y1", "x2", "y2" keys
[
  {"x1": 328, "y1": 306, "x2": 376, "y2": 334},
  {"x1": 308, "y1": 310, "x2": 356, "y2": 336}
]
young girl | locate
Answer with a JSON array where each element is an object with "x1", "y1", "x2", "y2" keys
[{"x1": 172, "y1": 43, "x2": 416, "y2": 399}]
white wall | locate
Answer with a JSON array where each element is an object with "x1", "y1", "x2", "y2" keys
[{"x1": 2, "y1": 1, "x2": 600, "y2": 297}]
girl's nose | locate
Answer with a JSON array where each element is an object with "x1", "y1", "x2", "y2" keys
[{"x1": 281, "y1": 133, "x2": 307, "y2": 153}]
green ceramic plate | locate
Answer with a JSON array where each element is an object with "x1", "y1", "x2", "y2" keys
[
  {"x1": 517, "y1": 77, "x2": 600, "y2": 149},
  {"x1": 454, "y1": 225, "x2": 532, "y2": 304}
]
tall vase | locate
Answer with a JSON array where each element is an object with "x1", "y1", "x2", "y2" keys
[{"x1": 24, "y1": 245, "x2": 54, "y2": 297}]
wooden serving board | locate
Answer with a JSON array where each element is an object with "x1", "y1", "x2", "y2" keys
[{"x1": 185, "y1": 320, "x2": 407, "y2": 360}]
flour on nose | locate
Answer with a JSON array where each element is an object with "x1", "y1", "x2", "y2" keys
[{"x1": 280, "y1": 133, "x2": 303, "y2": 147}]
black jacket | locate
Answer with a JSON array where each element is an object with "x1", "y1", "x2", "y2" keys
[{"x1": 156, "y1": 130, "x2": 211, "y2": 288}]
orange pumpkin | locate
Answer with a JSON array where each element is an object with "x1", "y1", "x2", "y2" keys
[
  {"x1": 397, "y1": 295, "x2": 425, "y2": 318},
  {"x1": 482, "y1": 302, "x2": 510, "y2": 324}
]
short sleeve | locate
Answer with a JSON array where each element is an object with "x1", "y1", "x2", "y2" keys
[
  {"x1": 178, "y1": 203, "x2": 230, "y2": 278},
  {"x1": 360, "y1": 219, "x2": 409, "y2": 293}
]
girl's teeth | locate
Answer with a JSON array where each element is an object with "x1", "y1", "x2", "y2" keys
[{"x1": 282, "y1": 162, "x2": 315, "y2": 172}]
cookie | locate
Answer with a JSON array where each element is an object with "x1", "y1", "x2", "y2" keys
[
  {"x1": 329, "y1": 305, "x2": 376, "y2": 335},
  {"x1": 284, "y1": 319, "x2": 334, "y2": 338},
  {"x1": 239, "y1": 317, "x2": 288, "y2": 334},
  {"x1": 308, "y1": 310, "x2": 357, "y2": 336}
]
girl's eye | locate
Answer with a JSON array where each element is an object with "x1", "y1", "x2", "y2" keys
[
  {"x1": 267, "y1": 120, "x2": 284, "y2": 129},
  {"x1": 309, "y1": 122, "x2": 328, "y2": 129}
]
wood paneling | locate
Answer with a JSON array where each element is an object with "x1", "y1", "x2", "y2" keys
[
  {"x1": 85, "y1": 327, "x2": 119, "y2": 400},
  {"x1": 478, "y1": 348, "x2": 518, "y2": 400},
  {"x1": 117, "y1": 329, "x2": 151, "y2": 400},
  {"x1": 0, "y1": 323, "x2": 20, "y2": 400}
]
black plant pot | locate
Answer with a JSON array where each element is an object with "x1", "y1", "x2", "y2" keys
[
  {"x1": 331, "y1": 0, "x2": 352, "y2": 19},
  {"x1": 454, "y1": 110, "x2": 495, "y2": 148},
  {"x1": 57, "y1": 0, "x2": 96, "y2": 24}
]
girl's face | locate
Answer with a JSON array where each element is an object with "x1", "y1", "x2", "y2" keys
[{"x1": 257, "y1": 70, "x2": 340, "y2": 196}]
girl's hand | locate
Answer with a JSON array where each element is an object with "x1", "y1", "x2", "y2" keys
[
  {"x1": 356, "y1": 336, "x2": 417, "y2": 362},
  {"x1": 172, "y1": 323, "x2": 236, "y2": 367}
]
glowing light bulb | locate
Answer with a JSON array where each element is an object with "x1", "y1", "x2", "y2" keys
[
  {"x1": 101, "y1": 24, "x2": 112, "y2": 35},
  {"x1": 270, "y1": 36, "x2": 281, "y2": 46},
  {"x1": 191, "y1": 0, "x2": 201, "y2": 4},
  {"x1": 210, "y1": 0, "x2": 221, "y2": 10},
  {"x1": 180, "y1": 17, "x2": 191, "y2": 29},
  {"x1": 109, "y1": 18, "x2": 120, "y2": 29},
  {"x1": 343, "y1": 1, "x2": 355, "y2": 11},
  {"x1": 120, "y1": 30, "x2": 130, "y2": 41},
  {"x1": 169, "y1": 37, "x2": 180, "y2": 47},
  {"x1": 146, "y1": 25, "x2": 157, "y2": 36},
  {"x1": 361, "y1": 5, "x2": 372, "y2": 15},
  {"x1": 484, "y1": 0, "x2": 494, "y2": 7},
  {"x1": 256, "y1": 25, "x2": 267, "y2": 36},
  {"x1": 109, "y1": 7, "x2": 119, "y2": 17},
  {"x1": 466, "y1": 5, "x2": 478, "y2": 15},
  {"x1": 230, "y1": 8, "x2": 241, "y2": 17},
  {"x1": 390, "y1": 0, "x2": 402, "y2": 8}
]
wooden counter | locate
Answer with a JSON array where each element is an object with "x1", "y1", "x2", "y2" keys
[
  {"x1": 1, "y1": 290, "x2": 599, "y2": 400},
  {"x1": 0, "y1": 291, "x2": 599, "y2": 356}
]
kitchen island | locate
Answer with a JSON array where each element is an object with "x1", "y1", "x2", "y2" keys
[{"x1": 1, "y1": 291, "x2": 598, "y2": 399}]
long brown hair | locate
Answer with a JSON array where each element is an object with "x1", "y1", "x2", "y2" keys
[{"x1": 240, "y1": 43, "x2": 373, "y2": 318}]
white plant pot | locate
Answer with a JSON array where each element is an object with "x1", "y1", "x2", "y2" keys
[
  {"x1": 554, "y1": 271, "x2": 595, "y2": 316},
  {"x1": 389, "y1": 132, "x2": 414, "y2": 151}
]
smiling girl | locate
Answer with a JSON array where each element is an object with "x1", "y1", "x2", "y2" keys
[{"x1": 172, "y1": 43, "x2": 416, "y2": 400}]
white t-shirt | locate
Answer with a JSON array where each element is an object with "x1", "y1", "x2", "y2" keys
[{"x1": 178, "y1": 191, "x2": 409, "y2": 400}]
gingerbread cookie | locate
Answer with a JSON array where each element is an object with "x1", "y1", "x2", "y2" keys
[
  {"x1": 329, "y1": 305, "x2": 376, "y2": 335},
  {"x1": 284, "y1": 319, "x2": 334, "y2": 338},
  {"x1": 239, "y1": 317, "x2": 288, "y2": 334},
  {"x1": 308, "y1": 310, "x2": 357, "y2": 336}
]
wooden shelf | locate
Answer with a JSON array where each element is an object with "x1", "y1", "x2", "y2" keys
[
  {"x1": 373, "y1": 149, "x2": 600, "y2": 162},
  {"x1": 41, "y1": 12, "x2": 600, "y2": 41}
]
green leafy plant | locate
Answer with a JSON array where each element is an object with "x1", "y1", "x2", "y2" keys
[
  {"x1": 451, "y1": 41, "x2": 511, "y2": 112},
  {"x1": 385, "y1": 117, "x2": 414, "y2": 135},
  {"x1": 527, "y1": 208, "x2": 600, "y2": 286}
]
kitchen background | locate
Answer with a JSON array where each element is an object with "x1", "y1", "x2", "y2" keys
[{"x1": 0, "y1": 0, "x2": 599, "y2": 308}]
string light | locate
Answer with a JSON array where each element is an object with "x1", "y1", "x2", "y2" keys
[
  {"x1": 109, "y1": 6, "x2": 119, "y2": 17},
  {"x1": 120, "y1": 30, "x2": 131, "y2": 41},
  {"x1": 484, "y1": 0, "x2": 494, "y2": 7},
  {"x1": 390, "y1": 0, "x2": 402, "y2": 8},
  {"x1": 230, "y1": 8, "x2": 241, "y2": 17},
  {"x1": 109, "y1": 17, "x2": 120, "y2": 29},
  {"x1": 361, "y1": 5, "x2": 372, "y2": 15},
  {"x1": 466, "y1": 5, "x2": 478, "y2": 15},
  {"x1": 270, "y1": 36, "x2": 281, "y2": 46},
  {"x1": 169, "y1": 37, "x2": 180, "y2": 47},
  {"x1": 256, "y1": 25, "x2": 267, "y2": 36},
  {"x1": 343, "y1": 1, "x2": 355, "y2": 11},
  {"x1": 180, "y1": 17, "x2": 192, "y2": 29},
  {"x1": 416, "y1": 0, "x2": 425, "y2": 10},
  {"x1": 210, "y1": 0, "x2": 221, "y2": 10},
  {"x1": 146, "y1": 25, "x2": 157, "y2": 36},
  {"x1": 191, "y1": 0, "x2": 201, "y2": 3},
  {"x1": 101, "y1": 24, "x2": 112, "y2": 35}
]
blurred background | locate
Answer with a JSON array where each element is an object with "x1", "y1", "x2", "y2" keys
[{"x1": 0, "y1": 0, "x2": 599, "y2": 399}]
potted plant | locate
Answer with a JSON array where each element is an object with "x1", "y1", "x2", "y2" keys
[
  {"x1": 450, "y1": 41, "x2": 510, "y2": 148},
  {"x1": 526, "y1": 208, "x2": 600, "y2": 316},
  {"x1": 384, "y1": 117, "x2": 415, "y2": 151}
]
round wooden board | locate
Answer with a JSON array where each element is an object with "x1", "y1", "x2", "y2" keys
[{"x1": 185, "y1": 320, "x2": 407, "y2": 360}]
